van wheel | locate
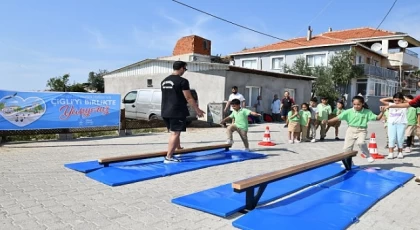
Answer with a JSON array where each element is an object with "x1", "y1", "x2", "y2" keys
[{"x1": 149, "y1": 115, "x2": 158, "y2": 121}]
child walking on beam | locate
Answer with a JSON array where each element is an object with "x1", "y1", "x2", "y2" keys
[{"x1": 327, "y1": 95, "x2": 385, "y2": 163}]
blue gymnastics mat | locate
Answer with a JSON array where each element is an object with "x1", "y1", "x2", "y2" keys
[
  {"x1": 172, "y1": 163, "x2": 346, "y2": 217},
  {"x1": 232, "y1": 168, "x2": 414, "y2": 230},
  {"x1": 81, "y1": 150, "x2": 265, "y2": 186},
  {"x1": 64, "y1": 148, "x2": 227, "y2": 173}
]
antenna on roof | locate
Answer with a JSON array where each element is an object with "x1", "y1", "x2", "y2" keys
[{"x1": 371, "y1": 43, "x2": 382, "y2": 51}]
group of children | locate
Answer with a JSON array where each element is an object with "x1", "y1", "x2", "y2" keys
[{"x1": 286, "y1": 97, "x2": 344, "y2": 144}]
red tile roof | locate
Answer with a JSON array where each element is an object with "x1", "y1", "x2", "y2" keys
[{"x1": 233, "y1": 27, "x2": 401, "y2": 55}]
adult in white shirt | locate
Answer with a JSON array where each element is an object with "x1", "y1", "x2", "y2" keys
[
  {"x1": 380, "y1": 93, "x2": 407, "y2": 159},
  {"x1": 224, "y1": 86, "x2": 246, "y2": 112},
  {"x1": 271, "y1": 94, "x2": 281, "y2": 122}
]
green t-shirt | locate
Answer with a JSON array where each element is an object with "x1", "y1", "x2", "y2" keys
[
  {"x1": 406, "y1": 107, "x2": 420, "y2": 126},
  {"x1": 333, "y1": 108, "x2": 344, "y2": 116},
  {"x1": 337, "y1": 108, "x2": 377, "y2": 128},
  {"x1": 288, "y1": 111, "x2": 300, "y2": 122},
  {"x1": 229, "y1": 108, "x2": 252, "y2": 131},
  {"x1": 317, "y1": 104, "x2": 332, "y2": 121},
  {"x1": 299, "y1": 110, "x2": 311, "y2": 126}
]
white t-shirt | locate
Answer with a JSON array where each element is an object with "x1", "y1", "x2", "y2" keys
[
  {"x1": 387, "y1": 103, "x2": 407, "y2": 124},
  {"x1": 310, "y1": 106, "x2": 318, "y2": 119},
  {"x1": 228, "y1": 93, "x2": 246, "y2": 111}
]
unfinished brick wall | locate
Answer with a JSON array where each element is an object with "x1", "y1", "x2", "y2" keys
[{"x1": 173, "y1": 35, "x2": 211, "y2": 56}]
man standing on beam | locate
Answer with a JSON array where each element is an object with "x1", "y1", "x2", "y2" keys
[{"x1": 161, "y1": 61, "x2": 205, "y2": 163}]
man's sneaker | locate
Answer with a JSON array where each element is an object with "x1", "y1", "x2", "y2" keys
[
  {"x1": 387, "y1": 153, "x2": 395, "y2": 159},
  {"x1": 320, "y1": 137, "x2": 325, "y2": 141},
  {"x1": 367, "y1": 157, "x2": 375, "y2": 163},
  {"x1": 226, "y1": 140, "x2": 234, "y2": 145},
  {"x1": 163, "y1": 157, "x2": 181, "y2": 164},
  {"x1": 404, "y1": 147, "x2": 411, "y2": 153},
  {"x1": 311, "y1": 139, "x2": 316, "y2": 143},
  {"x1": 397, "y1": 152, "x2": 404, "y2": 159}
]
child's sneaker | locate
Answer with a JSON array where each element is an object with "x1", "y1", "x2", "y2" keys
[
  {"x1": 387, "y1": 152, "x2": 395, "y2": 159},
  {"x1": 397, "y1": 152, "x2": 404, "y2": 159},
  {"x1": 226, "y1": 139, "x2": 234, "y2": 145},
  {"x1": 404, "y1": 147, "x2": 411, "y2": 153},
  {"x1": 335, "y1": 137, "x2": 340, "y2": 140},
  {"x1": 367, "y1": 157, "x2": 375, "y2": 163},
  {"x1": 288, "y1": 140, "x2": 294, "y2": 144},
  {"x1": 295, "y1": 139, "x2": 301, "y2": 143},
  {"x1": 244, "y1": 148, "x2": 250, "y2": 152},
  {"x1": 164, "y1": 157, "x2": 181, "y2": 164},
  {"x1": 311, "y1": 139, "x2": 316, "y2": 143}
]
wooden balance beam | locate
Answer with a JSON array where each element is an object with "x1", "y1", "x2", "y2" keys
[
  {"x1": 98, "y1": 143, "x2": 232, "y2": 167},
  {"x1": 231, "y1": 150, "x2": 357, "y2": 211}
]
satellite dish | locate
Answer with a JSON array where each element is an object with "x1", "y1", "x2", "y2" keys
[
  {"x1": 371, "y1": 43, "x2": 382, "y2": 51},
  {"x1": 398, "y1": 40, "x2": 408, "y2": 48}
]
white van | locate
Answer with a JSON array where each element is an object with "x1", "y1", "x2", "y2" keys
[{"x1": 122, "y1": 88, "x2": 199, "y2": 124}]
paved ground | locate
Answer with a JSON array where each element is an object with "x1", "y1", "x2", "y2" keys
[{"x1": 0, "y1": 121, "x2": 419, "y2": 230}]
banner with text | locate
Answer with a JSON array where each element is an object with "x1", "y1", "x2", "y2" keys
[{"x1": 0, "y1": 90, "x2": 121, "y2": 130}]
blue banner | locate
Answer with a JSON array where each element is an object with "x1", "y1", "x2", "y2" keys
[{"x1": 0, "y1": 90, "x2": 121, "y2": 130}]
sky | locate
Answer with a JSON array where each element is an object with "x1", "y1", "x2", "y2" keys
[{"x1": 1, "y1": 0, "x2": 420, "y2": 91}]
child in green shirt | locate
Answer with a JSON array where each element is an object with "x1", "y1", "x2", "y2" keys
[
  {"x1": 316, "y1": 97, "x2": 332, "y2": 141},
  {"x1": 404, "y1": 95, "x2": 420, "y2": 153},
  {"x1": 288, "y1": 105, "x2": 301, "y2": 143},
  {"x1": 327, "y1": 95, "x2": 385, "y2": 163},
  {"x1": 220, "y1": 99, "x2": 262, "y2": 151},
  {"x1": 299, "y1": 103, "x2": 311, "y2": 142},
  {"x1": 326, "y1": 101, "x2": 344, "y2": 140}
]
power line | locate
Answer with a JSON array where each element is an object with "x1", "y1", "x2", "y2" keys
[
  {"x1": 171, "y1": 0, "x2": 306, "y2": 47},
  {"x1": 294, "y1": 0, "x2": 335, "y2": 37},
  {"x1": 367, "y1": 0, "x2": 398, "y2": 41}
]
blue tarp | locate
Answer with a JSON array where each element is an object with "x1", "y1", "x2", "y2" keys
[
  {"x1": 172, "y1": 163, "x2": 345, "y2": 217},
  {"x1": 232, "y1": 168, "x2": 414, "y2": 230},
  {"x1": 65, "y1": 149, "x2": 266, "y2": 186}
]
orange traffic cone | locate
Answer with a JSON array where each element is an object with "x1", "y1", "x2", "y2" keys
[
  {"x1": 258, "y1": 126, "x2": 276, "y2": 146},
  {"x1": 361, "y1": 133, "x2": 384, "y2": 159}
]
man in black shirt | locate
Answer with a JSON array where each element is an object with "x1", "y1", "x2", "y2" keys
[
  {"x1": 161, "y1": 61, "x2": 205, "y2": 163},
  {"x1": 280, "y1": 91, "x2": 295, "y2": 128}
]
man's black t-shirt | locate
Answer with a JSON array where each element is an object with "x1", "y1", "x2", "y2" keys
[
  {"x1": 161, "y1": 75, "x2": 190, "y2": 118},
  {"x1": 281, "y1": 97, "x2": 294, "y2": 110}
]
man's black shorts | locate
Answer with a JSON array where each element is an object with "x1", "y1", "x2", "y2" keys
[
  {"x1": 281, "y1": 108, "x2": 291, "y2": 117},
  {"x1": 163, "y1": 117, "x2": 187, "y2": 132}
]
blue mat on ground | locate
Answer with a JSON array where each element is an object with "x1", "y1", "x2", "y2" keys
[
  {"x1": 232, "y1": 168, "x2": 414, "y2": 230},
  {"x1": 172, "y1": 163, "x2": 346, "y2": 217},
  {"x1": 64, "y1": 148, "x2": 227, "y2": 173},
  {"x1": 84, "y1": 150, "x2": 265, "y2": 186}
]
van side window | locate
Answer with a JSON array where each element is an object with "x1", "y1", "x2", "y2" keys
[
  {"x1": 151, "y1": 92, "x2": 161, "y2": 104},
  {"x1": 123, "y1": 91, "x2": 137, "y2": 104}
]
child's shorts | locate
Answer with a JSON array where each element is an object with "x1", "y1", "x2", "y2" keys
[
  {"x1": 288, "y1": 121, "x2": 301, "y2": 132},
  {"x1": 406, "y1": 125, "x2": 417, "y2": 136}
]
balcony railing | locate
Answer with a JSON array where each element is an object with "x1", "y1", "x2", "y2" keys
[
  {"x1": 389, "y1": 48, "x2": 419, "y2": 58},
  {"x1": 357, "y1": 64, "x2": 398, "y2": 80}
]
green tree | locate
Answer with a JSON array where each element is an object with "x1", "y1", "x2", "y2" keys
[
  {"x1": 312, "y1": 66, "x2": 338, "y2": 107},
  {"x1": 46, "y1": 74, "x2": 70, "y2": 92},
  {"x1": 329, "y1": 50, "x2": 364, "y2": 95},
  {"x1": 284, "y1": 56, "x2": 312, "y2": 76},
  {"x1": 67, "y1": 83, "x2": 87, "y2": 92},
  {"x1": 87, "y1": 69, "x2": 107, "y2": 93}
]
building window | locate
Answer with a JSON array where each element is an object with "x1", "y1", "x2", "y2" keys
[
  {"x1": 356, "y1": 55, "x2": 363, "y2": 64},
  {"x1": 244, "y1": 86, "x2": 261, "y2": 107},
  {"x1": 356, "y1": 79, "x2": 367, "y2": 96},
  {"x1": 368, "y1": 78, "x2": 397, "y2": 97},
  {"x1": 242, "y1": 59, "x2": 257, "y2": 69},
  {"x1": 147, "y1": 79, "x2": 153, "y2": 87},
  {"x1": 306, "y1": 54, "x2": 326, "y2": 67},
  {"x1": 203, "y1": 40, "x2": 209, "y2": 50},
  {"x1": 271, "y1": 57, "x2": 284, "y2": 70}
]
